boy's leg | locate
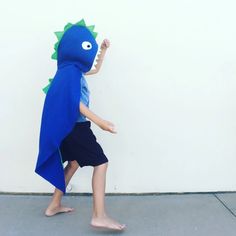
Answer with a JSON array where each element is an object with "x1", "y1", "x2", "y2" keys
[
  {"x1": 45, "y1": 160, "x2": 79, "y2": 216},
  {"x1": 90, "y1": 162, "x2": 126, "y2": 230}
]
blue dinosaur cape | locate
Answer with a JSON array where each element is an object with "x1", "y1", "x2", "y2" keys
[{"x1": 35, "y1": 20, "x2": 98, "y2": 194}]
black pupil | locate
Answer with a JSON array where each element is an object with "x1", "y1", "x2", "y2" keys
[{"x1": 87, "y1": 44, "x2": 91, "y2": 48}]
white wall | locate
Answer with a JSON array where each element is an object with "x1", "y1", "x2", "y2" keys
[{"x1": 1, "y1": 0, "x2": 236, "y2": 193}]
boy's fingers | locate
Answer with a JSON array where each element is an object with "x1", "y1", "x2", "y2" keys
[
  {"x1": 102, "y1": 39, "x2": 110, "y2": 48},
  {"x1": 112, "y1": 128, "x2": 117, "y2": 133},
  {"x1": 108, "y1": 126, "x2": 116, "y2": 133}
]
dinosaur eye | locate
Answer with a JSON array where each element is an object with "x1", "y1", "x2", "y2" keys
[{"x1": 82, "y1": 41, "x2": 92, "y2": 50}]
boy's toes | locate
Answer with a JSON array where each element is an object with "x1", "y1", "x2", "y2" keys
[
  {"x1": 45, "y1": 206, "x2": 74, "y2": 217},
  {"x1": 59, "y1": 206, "x2": 74, "y2": 213},
  {"x1": 91, "y1": 215, "x2": 126, "y2": 231},
  {"x1": 119, "y1": 224, "x2": 126, "y2": 230},
  {"x1": 116, "y1": 223, "x2": 126, "y2": 230}
]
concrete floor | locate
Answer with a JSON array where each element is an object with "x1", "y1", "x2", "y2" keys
[{"x1": 1, "y1": 193, "x2": 236, "y2": 236}]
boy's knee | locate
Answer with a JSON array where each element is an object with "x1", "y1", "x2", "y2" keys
[
  {"x1": 96, "y1": 161, "x2": 108, "y2": 170},
  {"x1": 104, "y1": 161, "x2": 108, "y2": 168},
  {"x1": 68, "y1": 161, "x2": 79, "y2": 170}
]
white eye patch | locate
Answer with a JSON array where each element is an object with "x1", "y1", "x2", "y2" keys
[{"x1": 82, "y1": 41, "x2": 92, "y2": 50}]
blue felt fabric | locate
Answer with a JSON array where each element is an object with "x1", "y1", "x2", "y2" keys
[{"x1": 35, "y1": 24, "x2": 98, "y2": 193}]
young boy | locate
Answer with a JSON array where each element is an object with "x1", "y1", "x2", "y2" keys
[{"x1": 44, "y1": 38, "x2": 126, "y2": 231}]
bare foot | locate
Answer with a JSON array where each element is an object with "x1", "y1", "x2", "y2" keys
[
  {"x1": 45, "y1": 205, "x2": 75, "y2": 217},
  {"x1": 91, "y1": 215, "x2": 126, "y2": 231}
]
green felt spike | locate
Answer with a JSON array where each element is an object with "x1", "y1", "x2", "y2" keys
[
  {"x1": 54, "y1": 42, "x2": 59, "y2": 50},
  {"x1": 87, "y1": 25, "x2": 95, "y2": 32},
  {"x1": 91, "y1": 31, "x2": 98, "y2": 39},
  {"x1": 64, "y1": 22, "x2": 73, "y2": 31},
  {"x1": 76, "y1": 19, "x2": 86, "y2": 27},
  {"x1": 42, "y1": 84, "x2": 50, "y2": 94},
  {"x1": 51, "y1": 51, "x2": 57, "y2": 60},
  {"x1": 42, "y1": 78, "x2": 54, "y2": 94},
  {"x1": 54, "y1": 31, "x2": 64, "y2": 40}
]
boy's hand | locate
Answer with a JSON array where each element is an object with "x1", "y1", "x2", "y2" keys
[
  {"x1": 79, "y1": 103, "x2": 116, "y2": 133},
  {"x1": 98, "y1": 119, "x2": 116, "y2": 133},
  {"x1": 101, "y1": 39, "x2": 110, "y2": 49}
]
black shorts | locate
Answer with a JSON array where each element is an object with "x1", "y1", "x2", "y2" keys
[{"x1": 59, "y1": 121, "x2": 108, "y2": 167}]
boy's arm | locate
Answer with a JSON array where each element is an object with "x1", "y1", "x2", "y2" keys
[
  {"x1": 79, "y1": 102, "x2": 116, "y2": 133},
  {"x1": 85, "y1": 39, "x2": 110, "y2": 76}
]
